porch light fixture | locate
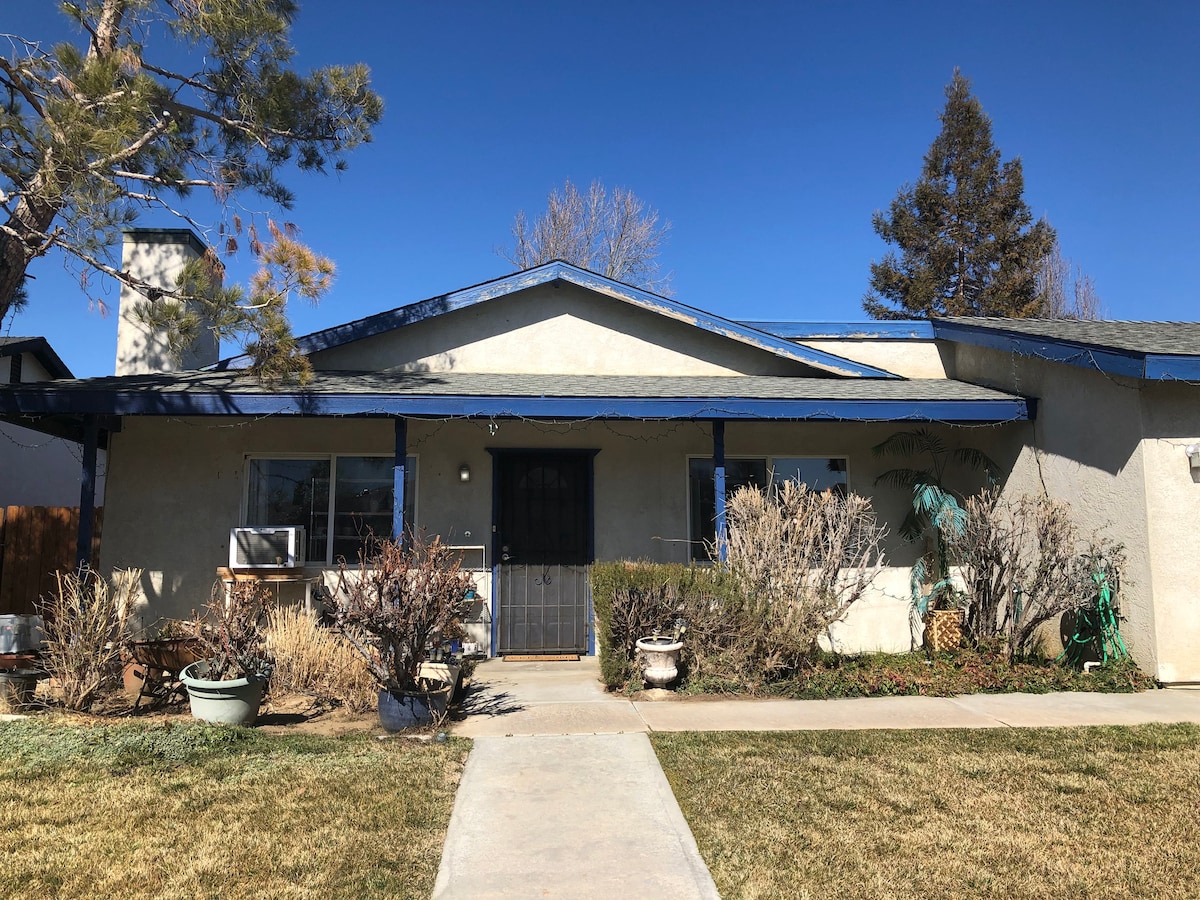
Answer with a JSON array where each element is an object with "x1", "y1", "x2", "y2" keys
[
  {"x1": 1187, "y1": 444, "x2": 1200, "y2": 470},
  {"x1": 459, "y1": 464, "x2": 471, "y2": 483}
]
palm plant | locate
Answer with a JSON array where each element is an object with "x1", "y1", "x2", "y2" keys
[{"x1": 872, "y1": 428, "x2": 997, "y2": 614}]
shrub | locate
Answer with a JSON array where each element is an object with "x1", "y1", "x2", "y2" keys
[
  {"x1": 590, "y1": 562, "x2": 735, "y2": 689},
  {"x1": 38, "y1": 567, "x2": 142, "y2": 711},
  {"x1": 721, "y1": 482, "x2": 888, "y2": 674},
  {"x1": 325, "y1": 534, "x2": 471, "y2": 695},
  {"x1": 194, "y1": 580, "x2": 274, "y2": 680},
  {"x1": 265, "y1": 605, "x2": 376, "y2": 711},
  {"x1": 953, "y1": 489, "x2": 1126, "y2": 661}
]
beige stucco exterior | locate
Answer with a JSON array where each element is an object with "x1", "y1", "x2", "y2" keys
[
  {"x1": 947, "y1": 341, "x2": 1200, "y2": 683},
  {"x1": 101, "y1": 410, "x2": 1014, "y2": 650},
  {"x1": 797, "y1": 339, "x2": 950, "y2": 379},
  {"x1": 313, "y1": 283, "x2": 819, "y2": 377},
  {"x1": 1, "y1": 349, "x2": 106, "y2": 507}
]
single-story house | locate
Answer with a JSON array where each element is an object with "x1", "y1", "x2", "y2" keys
[
  {"x1": 0, "y1": 336, "x2": 106, "y2": 508},
  {"x1": 2, "y1": 229, "x2": 1198, "y2": 684}
]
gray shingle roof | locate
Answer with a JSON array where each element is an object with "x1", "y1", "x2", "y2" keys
[
  {"x1": 0, "y1": 370, "x2": 1030, "y2": 423},
  {"x1": 16, "y1": 370, "x2": 1015, "y2": 402},
  {"x1": 938, "y1": 318, "x2": 1200, "y2": 356}
]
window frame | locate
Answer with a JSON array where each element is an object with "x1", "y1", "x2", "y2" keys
[
  {"x1": 242, "y1": 452, "x2": 418, "y2": 566},
  {"x1": 684, "y1": 453, "x2": 850, "y2": 561}
]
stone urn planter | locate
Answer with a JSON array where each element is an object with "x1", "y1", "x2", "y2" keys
[
  {"x1": 180, "y1": 660, "x2": 269, "y2": 726},
  {"x1": 377, "y1": 683, "x2": 452, "y2": 731},
  {"x1": 636, "y1": 636, "x2": 684, "y2": 688}
]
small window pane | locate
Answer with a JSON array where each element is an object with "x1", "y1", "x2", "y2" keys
[
  {"x1": 770, "y1": 457, "x2": 848, "y2": 496},
  {"x1": 246, "y1": 459, "x2": 330, "y2": 563},
  {"x1": 331, "y1": 457, "x2": 416, "y2": 564},
  {"x1": 688, "y1": 457, "x2": 767, "y2": 560}
]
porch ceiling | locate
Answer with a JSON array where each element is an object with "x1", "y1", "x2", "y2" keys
[{"x1": 0, "y1": 371, "x2": 1031, "y2": 424}]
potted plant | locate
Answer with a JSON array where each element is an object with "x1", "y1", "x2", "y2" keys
[
  {"x1": 325, "y1": 534, "x2": 472, "y2": 730},
  {"x1": 636, "y1": 619, "x2": 686, "y2": 688},
  {"x1": 180, "y1": 582, "x2": 274, "y2": 725}
]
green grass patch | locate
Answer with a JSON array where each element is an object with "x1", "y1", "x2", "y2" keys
[
  {"x1": 653, "y1": 725, "x2": 1200, "y2": 900},
  {"x1": 0, "y1": 718, "x2": 468, "y2": 899}
]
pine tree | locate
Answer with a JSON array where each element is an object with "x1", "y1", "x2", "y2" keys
[
  {"x1": 864, "y1": 70, "x2": 1055, "y2": 319},
  {"x1": 0, "y1": 1, "x2": 382, "y2": 379}
]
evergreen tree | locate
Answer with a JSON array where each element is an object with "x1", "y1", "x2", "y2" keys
[
  {"x1": 864, "y1": 70, "x2": 1055, "y2": 319},
  {"x1": 0, "y1": 1, "x2": 382, "y2": 380}
]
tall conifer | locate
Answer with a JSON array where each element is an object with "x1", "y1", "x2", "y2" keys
[{"x1": 864, "y1": 71, "x2": 1055, "y2": 319}]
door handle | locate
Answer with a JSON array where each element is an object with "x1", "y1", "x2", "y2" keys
[{"x1": 501, "y1": 552, "x2": 512, "y2": 562}]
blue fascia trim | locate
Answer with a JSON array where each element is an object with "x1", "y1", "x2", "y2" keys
[
  {"x1": 214, "y1": 262, "x2": 899, "y2": 379},
  {"x1": 738, "y1": 321, "x2": 935, "y2": 341},
  {"x1": 1143, "y1": 355, "x2": 1200, "y2": 381},
  {"x1": 931, "y1": 321, "x2": 1147, "y2": 379},
  {"x1": 0, "y1": 390, "x2": 1029, "y2": 422}
]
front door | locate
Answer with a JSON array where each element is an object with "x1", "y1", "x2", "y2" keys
[{"x1": 494, "y1": 450, "x2": 593, "y2": 654}]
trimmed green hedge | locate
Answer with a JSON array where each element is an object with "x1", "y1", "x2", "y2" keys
[{"x1": 590, "y1": 561, "x2": 741, "y2": 690}]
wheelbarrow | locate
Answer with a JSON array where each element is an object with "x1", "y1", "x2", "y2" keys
[{"x1": 125, "y1": 638, "x2": 206, "y2": 710}]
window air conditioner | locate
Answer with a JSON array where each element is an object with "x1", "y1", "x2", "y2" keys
[{"x1": 229, "y1": 526, "x2": 306, "y2": 569}]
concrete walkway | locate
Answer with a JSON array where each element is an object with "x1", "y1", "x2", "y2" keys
[
  {"x1": 452, "y1": 657, "x2": 1200, "y2": 737},
  {"x1": 432, "y1": 732, "x2": 719, "y2": 899},
  {"x1": 435, "y1": 658, "x2": 1200, "y2": 898}
]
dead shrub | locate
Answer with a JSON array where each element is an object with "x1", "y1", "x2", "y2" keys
[
  {"x1": 954, "y1": 489, "x2": 1125, "y2": 661},
  {"x1": 38, "y1": 567, "x2": 142, "y2": 711},
  {"x1": 265, "y1": 605, "x2": 376, "y2": 711},
  {"x1": 722, "y1": 482, "x2": 888, "y2": 674}
]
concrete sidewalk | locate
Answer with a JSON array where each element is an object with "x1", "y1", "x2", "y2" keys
[
  {"x1": 436, "y1": 660, "x2": 1200, "y2": 899},
  {"x1": 452, "y1": 657, "x2": 1200, "y2": 737},
  {"x1": 432, "y1": 733, "x2": 719, "y2": 899}
]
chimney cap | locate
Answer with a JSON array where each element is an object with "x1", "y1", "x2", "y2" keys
[{"x1": 121, "y1": 227, "x2": 207, "y2": 257}]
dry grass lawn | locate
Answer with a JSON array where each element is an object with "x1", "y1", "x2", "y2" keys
[
  {"x1": 0, "y1": 717, "x2": 467, "y2": 899},
  {"x1": 653, "y1": 725, "x2": 1200, "y2": 900}
]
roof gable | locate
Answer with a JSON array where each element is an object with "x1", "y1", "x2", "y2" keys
[
  {"x1": 215, "y1": 262, "x2": 899, "y2": 379},
  {"x1": 0, "y1": 337, "x2": 73, "y2": 380}
]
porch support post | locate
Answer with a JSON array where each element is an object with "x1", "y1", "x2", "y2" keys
[
  {"x1": 75, "y1": 414, "x2": 99, "y2": 571},
  {"x1": 393, "y1": 417, "x2": 408, "y2": 544},
  {"x1": 713, "y1": 419, "x2": 727, "y2": 563}
]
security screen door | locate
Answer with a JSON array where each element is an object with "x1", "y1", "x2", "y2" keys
[{"x1": 495, "y1": 451, "x2": 593, "y2": 654}]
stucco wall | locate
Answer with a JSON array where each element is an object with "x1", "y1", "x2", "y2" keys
[
  {"x1": 797, "y1": 340, "x2": 950, "y2": 379},
  {"x1": 1, "y1": 351, "x2": 106, "y2": 507},
  {"x1": 311, "y1": 284, "x2": 818, "y2": 377},
  {"x1": 949, "y1": 343, "x2": 1169, "y2": 677},
  {"x1": 1138, "y1": 382, "x2": 1200, "y2": 683},
  {"x1": 101, "y1": 414, "x2": 1022, "y2": 653}
]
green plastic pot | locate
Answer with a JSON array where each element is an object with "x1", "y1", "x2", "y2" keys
[{"x1": 180, "y1": 661, "x2": 268, "y2": 726}]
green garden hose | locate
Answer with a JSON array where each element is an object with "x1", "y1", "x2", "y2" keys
[{"x1": 1058, "y1": 571, "x2": 1129, "y2": 669}]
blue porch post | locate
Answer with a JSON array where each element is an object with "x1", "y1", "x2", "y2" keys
[
  {"x1": 75, "y1": 415, "x2": 99, "y2": 571},
  {"x1": 393, "y1": 417, "x2": 407, "y2": 544},
  {"x1": 713, "y1": 419, "x2": 727, "y2": 563}
]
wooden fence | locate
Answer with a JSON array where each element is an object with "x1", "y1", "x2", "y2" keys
[{"x1": 0, "y1": 506, "x2": 103, "y2": 615}]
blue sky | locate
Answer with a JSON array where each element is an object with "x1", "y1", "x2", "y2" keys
[{"x1": 6, "y1": 1, "x2": 1199, "y2": 377}]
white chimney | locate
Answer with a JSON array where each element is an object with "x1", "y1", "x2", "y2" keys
[{"x1": 115, "y1": 228, "x2": 220, "y2": 375}]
